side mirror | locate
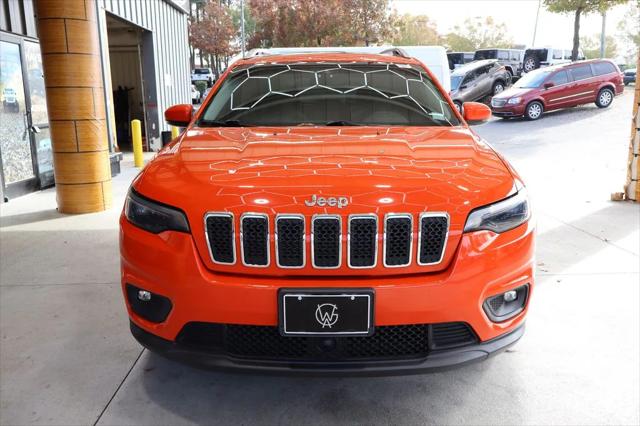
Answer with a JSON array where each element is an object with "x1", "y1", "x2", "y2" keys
[
  {"x1": 462, "y1": 102, "x2": 491, "y2": 125},
  {"x1": 165, "y1": 104, "x2": 193, "y2": 127},
  {"x1": 543, "y1": 82, "x2": 554, "y2": 89}
]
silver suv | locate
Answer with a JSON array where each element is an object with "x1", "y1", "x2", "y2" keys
[
  {"x1": 474, "y1": 49, "x2": 524, "y2": 79},
  {"x1": 449, "y1": 59, "x2": 511, "y2": 110}
]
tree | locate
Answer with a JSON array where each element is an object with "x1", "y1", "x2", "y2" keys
[
  {"x1": 617, "y1": 1, "x2": 640, "y2": 65},
  {"x1": 392, "y1": 14, "x2": 440, "y2": 46},
  {"x1": 580, "y1": 34, "x2": 618, "y2": 58},
  {"x1": 444, "y1": 17, "x2": 513, "y2": 52},
  {"x1": 342, "y1": 0, "x2": 396, "y2": 46},
  {"x1": 189, "y1": 1, "x2": 236, "y2": 76},
  {"x1": 544, "y1": 0, "x2": 628, "y2": 61}
]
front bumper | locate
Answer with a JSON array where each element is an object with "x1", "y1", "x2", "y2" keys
[
  {"x1": 131, "y1": 320, "x2": 526, "y2": 376},
  {"x1": 491, "y1": 103, "x2": 526, "y2": 117}
]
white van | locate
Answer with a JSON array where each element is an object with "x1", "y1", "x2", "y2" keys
[
  {"x1": 522, "y1": 47, "x2": 586, "y2": 73},
  {"x1": 235, "y1": 46, "x2": 452, "y2": 92}
]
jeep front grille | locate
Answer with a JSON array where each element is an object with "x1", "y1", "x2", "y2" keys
[{"x1": 205, "y1": 212, "x2": 449, "y2": 270}]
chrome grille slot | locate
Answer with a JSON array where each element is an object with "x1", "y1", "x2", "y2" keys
[
  {"x1": 275, "y1": 215, "x2": 305, "y2": 268},
  {"x1": 205, "y1": 213, "x2": 235, "y2": 264},
  {"x1": 348, "y1": 215, "x2": 378, "y2": 268},
  {"x1": 418, "y1": 213, "x2": 449, "y2": 265},
  {"x1": 312, "y1": 215, "x2": 341, "y2": 268},
  {"x1": 384, "y1": 214, "x2": 413, "y2": 267},
  {"x1": 240, "y1": 214, "x2": 269, "y2": 267}
]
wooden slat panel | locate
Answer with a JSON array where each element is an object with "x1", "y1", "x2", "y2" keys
[
  {"x1": 56, "y1": 182, "x2": 111, "y2": 213},
  {"x1": 65, "y1": 19, "x2": 98, "y2": 54},
  {"x1": 36, "y1": 0, "x2": 86, "y2": 20},
  {"x1": 45, "y1": 88, "x2": 98, "y2": 120},
  {"x1": 53, "y1": 151, "x2": 110, "y2": 184},
  {"x1": 49, "y1": 121, "x2": 78, "y2": 153},
  {"x1": 37, "y1": 20, "x2": 68, "y2": 53},
  {"x1": 76, "y1": 120, "x2": 108, "y2": 151},
  {"x1": 42, "y1": 54, "x2": 102, "y2": 88}
]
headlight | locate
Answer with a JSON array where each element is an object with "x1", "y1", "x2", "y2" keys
[
  {"x1": 464, "y1": 189, "x2": 530, "y2": 233},
  {"x1": 125, "y1": 190, "x2": 190, "y2": 234},
  {"x1": 507, "y1": 97, "x2": 522, "y2": 104}
]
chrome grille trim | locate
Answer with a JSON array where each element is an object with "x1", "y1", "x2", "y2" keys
[
  {"x1": 417, "y1": 212, "x2": 449, "y2": 266},
  {"x1": 204, "y1": 212, "x2": 236, "y2": 265},
  {"x1": 347, "y1": 214, "x2": 378, "y2": 269},
  {"x1": 311, "y1": 214, "x2": 342, "y2": 269},
  {"x1": 274, "y1": 214, "x2": 306, "y2": 269},
  {"x1": 239, "y1": 212, "x2": 270, "y2": 268},
  {"x1": 383, "y1": 213, "x2": 413, "y2": 268}
]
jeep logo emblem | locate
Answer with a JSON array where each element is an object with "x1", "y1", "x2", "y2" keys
[{"x1": 304, "y1": 194, "x2": 349, "y2": 208}]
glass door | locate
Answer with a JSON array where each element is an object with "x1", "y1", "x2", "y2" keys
[{"x1": 0, "y1": 36, "x2": 39, "y2": 199}]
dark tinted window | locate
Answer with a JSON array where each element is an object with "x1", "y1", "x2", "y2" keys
[
  {"x1": 200, "y1": 63, "x2": 459, "y2": 126},
  {"x1": 548, "y1": 70, "x2": 569, "y2": 85},
  {"x1": 592, "y1": 61, "x2": 616, "y2": 76},
  {"x1": 474, "y1": 50, "x2": 497, "y2": 60},
  {"x1": 571, "y1": 65, "x2": 593, "y2": 80}
]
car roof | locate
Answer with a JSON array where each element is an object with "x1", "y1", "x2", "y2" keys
[
  {"x1": 233, "y1": 52, "x2": 421, "y2": 67},
  {"x1": 451, "y1": 59, "x2": 497, "y2": 76}
]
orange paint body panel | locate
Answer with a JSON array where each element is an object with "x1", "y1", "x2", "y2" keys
[{"x1": 120, "y1": 53, "x2": 535, "y2": 374}]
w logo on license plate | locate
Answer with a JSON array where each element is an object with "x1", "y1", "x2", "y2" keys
[{"x1": 315, "y1": 303, "x2": 339, "y2": 328}]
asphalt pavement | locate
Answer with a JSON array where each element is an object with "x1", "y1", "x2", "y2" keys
[{"x1": 1, "y1": 88, "x2": 638, "y2": 425}]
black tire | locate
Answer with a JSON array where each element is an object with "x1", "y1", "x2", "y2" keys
[
  {"x1": 523, "y1": 55, "x2": 539, "y2": 73},
  {"x1": 525, "y1": 101, "x2": 544, "y2": 120},
  {"x1": 505, "y1": 69, "x2": 513, "y2": 83},
  {"x1": 492, "y1": 80, "x2": 506, "y2": 95},
  {"x1": 595, "y1": 88, "x2": 614, "y2": 108},
  {"x1": 453, "y1": 100, "x2": 462, "y2": 113}
]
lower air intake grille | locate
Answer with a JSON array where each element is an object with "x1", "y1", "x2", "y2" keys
[
  {"x1": 241, "y1": 215, "x2": 269, "y2": 266},
  {"x1": 205, "y1": 214, "x2": 235, "y2": 264},
  {"x1": 176, "y1": 322, "x2": 477, "y2": 361}
]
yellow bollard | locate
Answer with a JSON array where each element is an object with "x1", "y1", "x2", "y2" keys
[
  {"x1": 131, "y1": 119, "x2": 144, "y2": 168},
  {"x1": 171, "y1": 125, "x2": 180, "y2": 139}
]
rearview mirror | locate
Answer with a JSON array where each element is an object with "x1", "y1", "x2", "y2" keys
[
  {"x1": 164, "y1": 104, "x2": 193, "y2": 127},
  {"x1": 462, "y1": 102, "x2": 491, "y2": 125},
  {"x1": 543, "y1": 82, "x2": 554, "y2": 89}
]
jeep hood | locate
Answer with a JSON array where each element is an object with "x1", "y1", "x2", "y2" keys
[{"x1": 133, "y1": 126, "x2": 515, "y2": 276}]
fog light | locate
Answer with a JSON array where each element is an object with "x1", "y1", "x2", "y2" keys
[
  {"x1": 125, "y1": 284, "x2": 173, "y2": 323},
  {"x1": 483, "y1": 284, "x2": 529, "y2": 323},
  {"x1": 503, "y1": 290, "x2": 517, "y2": 302}
]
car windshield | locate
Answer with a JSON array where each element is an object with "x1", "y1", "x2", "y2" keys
[
  {"x1": 514, "y1": 70, "x2": 551, "y2": 88},
  {"x1": 194, "y1": 69, "x2": 210, "y2": 74},
  {"x1": 450, "y1": 75, "x2": 463, "y2": 90},
  {"x1": 198, "y1": 62, "x2": 460, "y2": 127}
]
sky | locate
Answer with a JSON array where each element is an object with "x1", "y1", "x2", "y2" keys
[{"x1": 392, "y1": 0, "x2": 631, "y2": 49}]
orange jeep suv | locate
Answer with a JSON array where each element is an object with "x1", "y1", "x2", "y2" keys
[{"x1": 120, "y1": 53, "x2": 534, "y2": 375}]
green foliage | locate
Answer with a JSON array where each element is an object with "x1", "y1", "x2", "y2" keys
[
  {"x1": 392, "y1": 14, "x2": 440, "y2": 46},
  {"x1": 444, "y1": 17, "x2": 513, "y2": 52},
  {"x1": 194, "y1": 81, "x2": 208, "y2": 95},
  {"x1": 544, "y1": 0, "x2": 628, "y2": 14},
  {"x1": 580, "y1": 35, "x2": 618, "y2": 58},
  {"x1": 617, "y1": 1, "x2": 640, "y2": 64}
]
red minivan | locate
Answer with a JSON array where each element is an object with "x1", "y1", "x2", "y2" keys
[{"x1": 491, "y1": 59, "x2": 624, "y2": 120}]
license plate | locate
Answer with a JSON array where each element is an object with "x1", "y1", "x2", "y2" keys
[{"x1": 279, "y1": 289, "x2": 374, "y2": 336}]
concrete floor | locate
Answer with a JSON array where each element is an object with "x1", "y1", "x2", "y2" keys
[{"x1": 1, "y1": 90, "x2": 639, "y2": 425}]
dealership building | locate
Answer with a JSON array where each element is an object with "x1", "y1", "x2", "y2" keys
[{"x1": 0, "y1": 0, "x2": 190, "y2": 207}]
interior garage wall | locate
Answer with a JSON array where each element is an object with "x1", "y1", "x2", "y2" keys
[{"x1": 97, "y1": 0, "x2": 190, "y2": 147}]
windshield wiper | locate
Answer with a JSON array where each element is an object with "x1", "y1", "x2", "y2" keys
[
  {"x1": 198, "y1": 119, "x2": 246, "y2": 127},
  {"x1": 325, "y1": 120, "x2": 358, "y2": 126}
]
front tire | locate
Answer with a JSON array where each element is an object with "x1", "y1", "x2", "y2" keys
[
  {"x1": 525, "y1": 101, "x2": 543, "y2": 120},
  {"x1": 595, "y1": 88, "x2": 614, "y2": 108},
  {"x1": 453, "y1": 100, "x2": 462, "y2": 113},
  {"x1": 492, "y1": 80, "x2": 505, "y2": 95},
  {"x1": 523, "y1": 55, "x2": 539, "y2": 73}
]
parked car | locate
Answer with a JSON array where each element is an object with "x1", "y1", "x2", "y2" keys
[
  {"x1": 2, "y1": 87, "x2": 19, "y2": 112},
  {"x1": 447, "y1": 51, "x2": 474, "y2": 70},
  {"x1": 473, "y1": 48, "x2": 524, "y2": 78},
  {"x1": 450, "y1": 59, "x2": 512, "y2": 110},
  {"x1": 191, "y1": 84, "x2": 201, "y2": 104},
  {"x1": 522, "y1": 47, "x2": 585, "y2": 73},
  {"x1": 623, "y1": 68, "x2": 636, "y2": 86},
  {"x1": 191, "y1": 67, "x2": 214, "y2": 87},
  {"x1": 122, "y1": 52, "x2": 534, "y2": 375},
  {"x1": 491, "y1": 59, "x2": 624, "y2": 120}
]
